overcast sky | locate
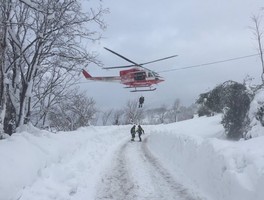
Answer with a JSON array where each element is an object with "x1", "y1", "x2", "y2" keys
[{"x1": 80, "y1": 0, "x2": 264, "y2": 110}]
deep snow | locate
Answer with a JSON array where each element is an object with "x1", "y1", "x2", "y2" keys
[{"x1": 1, "y1": 115, "x2": 264, "y2": 200}]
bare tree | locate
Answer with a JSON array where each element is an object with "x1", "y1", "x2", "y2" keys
[
  {"x1": 170, "y1": 98, "x2": 181, "y2": 122},
  {"x1": 250, "y1": 15, "x2": 264, "y2": 83},
  {"x1": 112, "y1": 109, "x2": 124, "y2": 125},
  {"x1": 0, "y1": 30, "x2": 3, "y2": 110},
  {"x1": 144, "y1": 109, "x2": 158, "y2": 125},
  {"x1": 0, "y1": 0, "x2": 107, "y2": 135},
  {"x1": 123, "y1": 99, "x2": 144, "y2": 124},
  {"x1": 0, "y1": 29, "x2": 3, "y2": 136},
  {"x1": 0, "y1": 0, "x2": 13, "y2": 135},
  {"x1": 101, "y1": 109, "x2": 113, "y2": 126},
  {"x1": 49, "y1": 91, "x2": 97, "y2": 131},
  {"x1": 31, "y1": 66, "x2": 80, "y2": 128},
  {"x1": 156, "y1": 104, "x2": 168, "y2": 124}
]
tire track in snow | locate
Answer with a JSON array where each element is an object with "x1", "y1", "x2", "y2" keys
[
  {"x1": 96, "y1": 137, "x2": 204, "y2": 200},
  {"x1": 95, "y1": 142, "x2": 137, "y2": 200}
]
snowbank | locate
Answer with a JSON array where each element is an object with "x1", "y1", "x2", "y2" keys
[
  {"x1": 0, "y1": 125, "x2": 128, "y2": 200},
  {"x1": 147, "y1": 115, "x2": 264, "y2": 200}
]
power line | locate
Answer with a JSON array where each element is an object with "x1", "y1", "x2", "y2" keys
[{"x1": 158, "y1": 53, "x2": 260, "y2": 73}]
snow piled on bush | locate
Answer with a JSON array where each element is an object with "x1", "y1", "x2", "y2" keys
[{"x1": 245, "y1": 87, "x2": 264, "y2": 138}]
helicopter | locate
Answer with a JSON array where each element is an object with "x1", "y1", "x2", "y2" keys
[{"x1": 82, "y1": 47, "x2": 178, "y2": 92}]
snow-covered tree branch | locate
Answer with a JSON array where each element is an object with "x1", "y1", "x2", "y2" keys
[{"x1": 0, "y1": 0, "x2": 107, "y2": 135}]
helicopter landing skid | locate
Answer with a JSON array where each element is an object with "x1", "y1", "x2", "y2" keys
[{"x1": 130, "y1": 88, "x2": 156, "y2": 92}]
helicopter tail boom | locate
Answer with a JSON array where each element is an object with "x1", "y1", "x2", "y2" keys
[{"x1": 82, "y1": 69, "x2": 121, "y2": 82}]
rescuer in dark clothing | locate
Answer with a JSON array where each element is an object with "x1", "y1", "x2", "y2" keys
[
  {"x1": 130, "y1": 125, "x2": 136, "y2": 141},
  {"x1": 139, "y1": 96, "x2": 144, "y2": 108},
  {"x1": 137, "y1": 125, "x2": 144, "y2": 142}
]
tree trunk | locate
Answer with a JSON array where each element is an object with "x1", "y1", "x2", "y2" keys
[
  {"x1": 251, "y1": 15, "x2": 264, "y2": 84},
  {"x1": 3, "y1": 91, "x2": 16, "y2": 135},
  {"x1": 17, "y1": 82, "x2": 28, "y2": 127}
]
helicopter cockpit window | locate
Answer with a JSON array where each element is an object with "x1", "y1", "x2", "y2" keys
[
  {"x1": 134, "y1": 72, "x2": 146, "y2": 80},
  {"x1": 148, "y1": 72, "x2": 153, "y2": 77}
]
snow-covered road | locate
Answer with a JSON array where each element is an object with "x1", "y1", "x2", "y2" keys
[
  {"x1": 2, "y1": 115, "x2": 264, "y2": 200},
  {"x1": 96, "y1": 136, "x2": 202, "y2": 200}
]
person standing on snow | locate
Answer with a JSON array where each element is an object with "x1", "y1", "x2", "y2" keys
[
  {"x1": 137, "y1": 125, "x2": 144, "y2": 142},
  {"x1": 130, "y1": 124, "x2": 136, "y2": 141}
]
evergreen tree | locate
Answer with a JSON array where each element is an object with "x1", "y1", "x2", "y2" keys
[
  {"x1": 221, "y1": 82, "x2": 251, "y2": 139},
  {"x1": 197, "y1": 81, "x2": 251, "y2": 139}
]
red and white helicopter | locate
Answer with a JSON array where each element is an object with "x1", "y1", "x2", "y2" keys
[{"x1": 82, "y1": 47, "x2": 177, "y2": 92}]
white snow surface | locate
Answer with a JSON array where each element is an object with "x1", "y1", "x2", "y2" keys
[
  {"x1": 1, "y1": 115, "x2": 264, "y2": 200},
  {"x1": 246, "y1": 87, "x2": 264, "y2": 138}
]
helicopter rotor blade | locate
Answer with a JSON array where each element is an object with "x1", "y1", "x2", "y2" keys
[
  {"x1": 103, "y1": 49, "x2": 178, "y2": 69},
  {"x1": 103, "y1": 65, "x2": 135, "y2": 70},
  {"x1": 104, "y1": 47, "x2": 140, "y2": 67},
  {"x1": 137, "y1": 55, "x2": 178, "y2": 66}
]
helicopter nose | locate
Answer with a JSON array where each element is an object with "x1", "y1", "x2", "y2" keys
[{"x1": 155, "y1": 77, "x2": 164, "y2": 82}]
